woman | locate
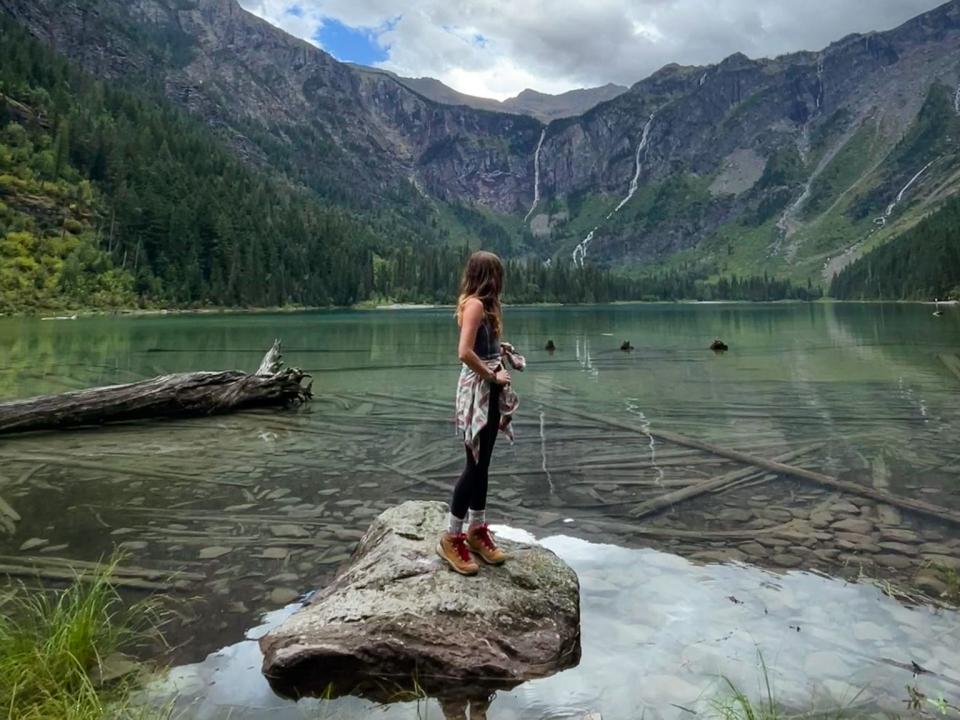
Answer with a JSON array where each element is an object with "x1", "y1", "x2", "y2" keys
[{"x1": 438, "y1": 251, "x2": 520, "y2": 576}]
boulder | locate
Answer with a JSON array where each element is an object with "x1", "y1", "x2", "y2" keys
[
  {"x1": 873, "y1": 553, "x2": 914, "y2": 570},
  {"x1": 259, "y1": 501, "x2": 581, "y2": 700},
  {"x1": 914, "y1": 571, "x2": 948, "y2": 598},
  {"x1": 836, "y1": 532, "x2": 881, "y2": 553},
  {"x1": 876, "y1": 541, "x2": 918, "y2": 556},
  {"x1": 772, "y1": 552, "x2": 803, "y2": 568},
  {"x1": 876, "y1": 504, "x2": 902, "y2": 526},
  {"x1": 829, "y1": 501, "x2": 860, "y2": 515},
  {"x1": 691, "y1": 548, "x2": 747, "y2": 564},
  {"x1": 922, "y1": 554, "x2": 960, "y2": 571},
  {"x1": 880, "y1": 528, "x2": 919, "y2": 544},
  {"x1": 831, "y1": 517, "x2": 874, "y2": 535}
]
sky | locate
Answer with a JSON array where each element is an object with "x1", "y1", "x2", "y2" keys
[{"x1": 238, "y1": 0, "x2": 946, "y2": 100}]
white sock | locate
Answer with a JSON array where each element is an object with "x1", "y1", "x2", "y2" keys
[
  {"x1": 448, "y1": 513, "x2": 465, "y2": 536},
  {"x1": 468, "y1": 509, "x2": 486, "y2": 529}
]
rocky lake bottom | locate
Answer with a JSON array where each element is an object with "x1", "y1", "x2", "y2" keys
[{"x1": 1, "y1": 304, "x2": 959, "y2": 717}]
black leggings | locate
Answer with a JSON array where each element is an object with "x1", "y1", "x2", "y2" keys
[{"x1": 450, "y1": 385, "x2": 501, "y2": 519}]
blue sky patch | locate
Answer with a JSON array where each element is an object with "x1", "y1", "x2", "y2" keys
[{"x1": 314, "y1": 17, "x2": 390, "y2": 65}]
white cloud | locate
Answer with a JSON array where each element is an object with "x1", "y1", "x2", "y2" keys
[{"x1": 237, "y1": 0, "x2": 945, "y2": 100}]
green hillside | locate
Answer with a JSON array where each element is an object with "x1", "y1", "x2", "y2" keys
[
  {"x1": 830, "y1": 195, "x2": 960, "y2": 300},
  {"x1": 0, "y1": 14, "x2": 649, "y2": 313}
]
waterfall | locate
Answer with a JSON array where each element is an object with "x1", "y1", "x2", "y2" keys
[
  {"x1": 815, "y1": 58, "x2": 825, "y2": 110},
  {"x1": 822, "y1": 158, "x2": 935, "y2": 281},
  {"x1": 612, "y1": 114, "x2": 655, "y2": 214},
  {"x1": 699, "y1": 72, "x2": 708, "y2": 88},
  {"x1": 955, "y1": 82, "x2": 960, "y2": 115},
  {"x1": 523, "y1": 128, "x2": 546, "y2": 223},
  {"x1": 883, "y1": 160, "x2": 935, "y2": 219},
  {"x1": 772, "y1": 57, "x2": 829, "y2": 253},
  {"x1": 572, "y1": 227, "x2": 597, "y2": 267},
  {"x1": 571, "y1": 113, "x2": 656, "y2": 267}
]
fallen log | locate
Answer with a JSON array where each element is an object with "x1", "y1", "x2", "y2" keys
[
  {"x1": 0, "y1": 339, "x2": 311, "y2": 435},
  {"x1": 0, "y1": 563, "x2": 188, "y2": 592},
  {"x1": 627, "y1": 445, "x2": 819, "y2": 519},
  {"x1": 548, "y1": 404, "x2": 960, "y2": 528},
  {"x1": 0, "y1": 555, "x2": 205, "y2": 582}
]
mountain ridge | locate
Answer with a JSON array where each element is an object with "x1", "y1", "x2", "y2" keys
[
  {"x1": 2, "y1": 0, "x2": 959, "y2": 288},
  {"x1": 347, "y1": 64, "x2": 627, "y2": 122}
]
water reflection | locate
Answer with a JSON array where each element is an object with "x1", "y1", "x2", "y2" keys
[
  {"x1": 2, "y1": 304, "x2": 960, "y2": 717},
  {"x1": 574, "y1": 335, "x2": 598, "y2": 379},
  {"x1": 151, "y1": 528, "x2": 960, "y2": 720}
]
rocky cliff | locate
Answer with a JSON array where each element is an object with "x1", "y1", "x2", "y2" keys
[
  {"x1": 0, "y1": 0, "x2": 542, "y2": 215},
  {"x1": 3, "y1": 0, "x2": 959, "y2": 280}
]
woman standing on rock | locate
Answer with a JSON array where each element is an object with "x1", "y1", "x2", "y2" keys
[{"x1": 439, "y1": 251, "x2": 523, "y2": 576}]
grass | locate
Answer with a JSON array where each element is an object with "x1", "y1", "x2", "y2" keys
[
  {"x1": 712, "y1": 654, "x2": 782, "y2": 720},
  {"x1": 801, "y1": 121, "x2": 881, "y2": 221},
  {"x1": 935, "y1": 564, "x2": 960, "y2": 605},
  {"x1": 711, "y1": 652, "x2": 868, "y2": 720},
  {"x1": 0, "y1": 559, "x2": 169, "y2": 720}
]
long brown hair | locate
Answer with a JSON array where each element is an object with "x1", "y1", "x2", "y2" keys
[{"x1": 456, "y1": 251, "x2": 504, "y2": 336}]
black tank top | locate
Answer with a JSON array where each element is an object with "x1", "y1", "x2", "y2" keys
[{"x1": 474, "y1": 318, "x2": 500, "y2": 360}]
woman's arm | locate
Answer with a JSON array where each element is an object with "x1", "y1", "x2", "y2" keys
[{"x1": 458, "y1": 298, "x2": 510, "y2": 385}]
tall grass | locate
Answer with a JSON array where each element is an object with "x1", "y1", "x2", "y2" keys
[
  {"x1": 0, "y1": 560, "x2": 167, "y2": 720},
  {"x1": 711, "y1": 653, "x2": 866, "y2": 720},
  {"x1": 712, "y1": 654, "x2": 781, "y2": 720}
]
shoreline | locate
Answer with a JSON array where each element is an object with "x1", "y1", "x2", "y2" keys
[{"x1": 1, "y1": 298, "x2": 956, "y2": 320}]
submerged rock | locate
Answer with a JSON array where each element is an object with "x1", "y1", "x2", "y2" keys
[{"x1": 259, "y1": 501, "x2": 581, "y2": 700}]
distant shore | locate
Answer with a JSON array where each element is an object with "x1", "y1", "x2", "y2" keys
[{"x1": 2, "y1": 298, "x2": 957, "y2": 320}]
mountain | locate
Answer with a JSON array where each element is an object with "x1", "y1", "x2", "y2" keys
[
  {"x1": 0, "y1": 11, "x2": 649, "y2": 312},
  {"x1": 350, "y1": 66, "x2": 627, "y2": 122},
  {"x1": 501, "y1": 85, "x2": 628, "y2": 122},
  {"x1": 2, "y1": 0, "x2": 959, "y2": 294}
]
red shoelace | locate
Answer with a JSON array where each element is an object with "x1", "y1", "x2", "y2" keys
[
  {"x1": 471, "y1": 524, "x2": 496, "y2": 550},
  {"x1": 450, "y1": 533, "x2": 473, "y2": 562}
]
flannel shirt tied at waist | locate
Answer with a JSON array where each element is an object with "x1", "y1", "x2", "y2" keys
[{"x1": 455, "y1": 341, "x2": 525, "y2": 462}]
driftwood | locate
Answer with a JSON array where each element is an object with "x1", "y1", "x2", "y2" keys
[
  {"x1": 0, "y1": 563, "x2": 188, "y2": 592},
  {"x1": 0, "y1": 555, "x2": 204, "y2": 582},
  {"x1": 550, "y1": 404, "x2": 960, "y2": 528},
  {"x1": 627, "y1": 446, "x2": 819, "y2": 519},
  {"x1": 940, "y1": 353, "x2": 960, "y2": 382},
  {"x1": 0, "y1": 339, "x2": 311, "y2": 435}
]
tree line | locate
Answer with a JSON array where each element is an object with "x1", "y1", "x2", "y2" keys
[{"x1": 830, "y1": 195, "x2": 960, "y2": 301}]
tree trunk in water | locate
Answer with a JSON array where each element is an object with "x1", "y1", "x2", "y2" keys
[
  {"x1": 547, "y1": 403, "x2": 960, "y2": 528},
  {"x1": 0, "y1": 339, "x2": 311, "y2": 435}
]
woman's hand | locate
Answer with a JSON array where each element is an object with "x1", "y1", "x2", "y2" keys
[{"x1": 493, "y1": 368, "x2": 511, "y2": 385}]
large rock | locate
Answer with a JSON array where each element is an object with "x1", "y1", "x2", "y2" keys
[{"x1": 259, "y1": 501, "x2": 581, "y2": 700}]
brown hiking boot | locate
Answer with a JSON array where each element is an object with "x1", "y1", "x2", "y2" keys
[
  {"x1": 437, "y1": 533, "x2": 479, "y2": 576},
  {"x1": 467, "y1": 524, "x2": 507, "y2": 565}
]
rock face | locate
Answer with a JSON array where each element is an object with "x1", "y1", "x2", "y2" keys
[
  {"x1": 4, "y1": 0, "x2": 960, "y2": 272},
  {"x1": 259, "y1": 501, "x2": 581, "y2": 700}
]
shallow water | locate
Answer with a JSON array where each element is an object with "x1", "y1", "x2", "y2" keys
[
  {"x1": 2, "y1": 303, "x2": 960, "y2": 716},
  {"x1": 153, "y1": 526, "x2": 960, "y2": 720}
]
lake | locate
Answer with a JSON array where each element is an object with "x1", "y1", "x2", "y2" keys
[{"x1": 1, "y1": 303, "x2": 959, "y2": 719}]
